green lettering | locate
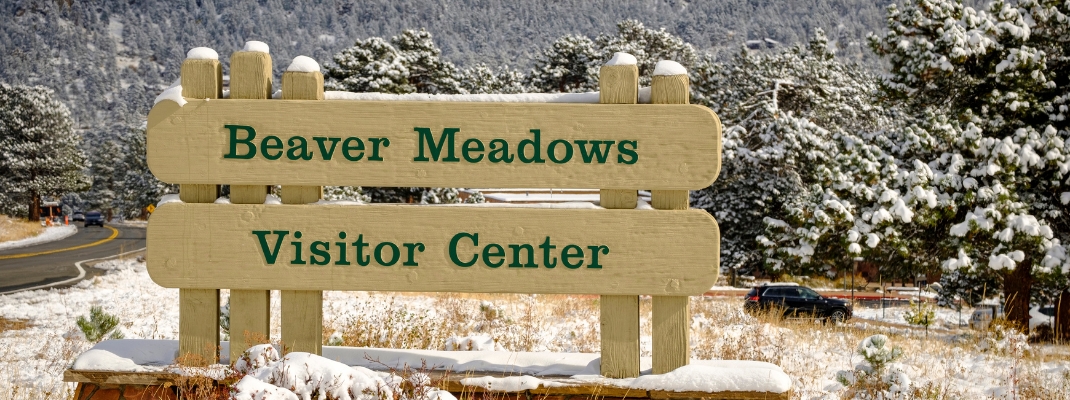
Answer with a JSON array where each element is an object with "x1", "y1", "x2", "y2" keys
[
  {"x1": 353, "y1": 234, "x2": 370, "y2": 266},
  {"x1": 617, "y1": 140, "x2": 638, "y2": 164},
  {"x1": 286, "y1": 137, "x2": 313, "y2": 161},
  {"x1": 548, "y1": 139, "x2": 573, "y2": 164},
  {"x1": 403, "y1": 242, "x2": 425, "y2": 266},
  {"x1": 587, "y1": 245, "x2": 609, "y2": 269},
  {"x1": 449, "y1": 232, "x2": 479, "y2": 267},
  {"x1": 252, "y1": 230, "x2": 288, "y2": 265},
  {"x1": 575, "y1": 140, "x2": 615, "y2": 163},
  {"x1": 309, "y1": 241, "x2": 331, "y2": 265},
  {"x1": 313, "y1": 137, "x2": 342, "y2": 160},
  {"x1": 562, "y1": 244, "x2": 583, "y2": 269},
  {"x1": 518, "y1": 129, "x2": 545, "y2": 164},
  {"x1": 483, "y1": 243, "x2": 505, "y2": 268},
  {"x1": 374, "y1": 242, "x2": 400, "y2": 266},
  {"x1": 224, "y1": 125, "x2": 256, "y2": 159},
  {"x1": 261, "y1": 136, "x2": 283, "y2": 160},
  {"x1": 539, "y1": 236, "x2": 558, "y2": 268},
  {"x1": 291, "y1": 231, "x2": 306, "y2": 265},
  {"x1": 488, "y1": 139, "x2": 514, "y2": 163},
  {"x1": 335, "y1": 232, "x2": 350, "y2": 265},
  {"x1": 413, "y1": 127, "x2": 460, "y2": 162},
  {"x1": 462, "y1": 138, "x2": 485, "y2": 163},
  {"x1": 368, "y1": 137, "x2": 390, "y2": 161},
  {"x1": 342, "y1": 137, "x2": 365, "y2": 161},
  {"x1": 508, "y1": 244, "x2": 537, "y2": 268}
]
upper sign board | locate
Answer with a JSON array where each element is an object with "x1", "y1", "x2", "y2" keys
[
  {"x1": 146, "y1": 203, "x2": 720, "y2": 295},
  {"x1": 147, "y1": 99, "x2": 721, "y2": 190}
]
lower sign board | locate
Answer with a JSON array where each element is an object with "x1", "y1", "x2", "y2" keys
[{"x1": 147, "y1": 203, "x2": 720, "y2": 295}]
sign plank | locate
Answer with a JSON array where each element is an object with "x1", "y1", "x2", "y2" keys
[
  {"x1": 147, "y1": 100, "x2": 721, "y2": 190},
  {"x1": 146, "y1": 203, "x2": 720, "y2": 295}
]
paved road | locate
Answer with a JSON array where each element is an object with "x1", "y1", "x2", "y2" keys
[{"x1": 0, "y1": 224, "x2": 146, "y2": 293}]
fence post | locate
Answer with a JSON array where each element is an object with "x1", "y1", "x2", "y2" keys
[
  {"x1": 226, "y1": 43, "x2": 274, "y2": 363},
  {"x1": 177, "y1": 51, "x2": 223, "y2": 365},
  {"x1": 280, "y1": 56, "x2": 325, "y2": 356},
  {"x1": 598, "y1": 56, "x2": 640, "y2": 379},
  {"x1": 651, "y1": 62, "x2": 691, "y2": 374}
]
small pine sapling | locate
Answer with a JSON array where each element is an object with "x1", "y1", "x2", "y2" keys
[
  {"x1": 76, "y1": 306, "x2": 124, "y2": 342},
  {"x1": 903, "y1": 299, "x2": 936, "y2": 336}
]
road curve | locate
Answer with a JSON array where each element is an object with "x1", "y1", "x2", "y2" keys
[{"x1": 0, "y1": 224, "x2": 146, "y2": 293}]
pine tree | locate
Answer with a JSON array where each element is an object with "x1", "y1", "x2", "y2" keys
[
  {"x1": 527, "y1": 35, "x2": 602, "y2": 93},
  {"x1": 86, "y1": 137, "x2": 125, "y2": 219},
  {"x1": 120, "y1": 125, "x2": 176, "y2": 218},
  {"x1": 325, "y1": 36, "x2": 412, "y2": 94},
  {"x1": 596, "y1": 20, "x2": 699, "y2": 86},
  {"x1": 459, "y1": 63, "x2": 527, "y2": 94},
  {"x1": 392, "y1": 29, "x2": 463, "y2": 94},
  {"x1": 0, "y1": 84, "x2": 90, "y2": 220}
]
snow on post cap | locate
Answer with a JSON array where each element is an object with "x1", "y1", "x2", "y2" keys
[
  {"x1": 242, "y1": 41, "x2": 270, "y2": 54},
  {"x1": 287, "y1": 55, "x2": 320, "y2": 73},
  {"x1": 653, "y1": 60, "x2": 687, "y2": 76},
  {"x1": 186, "y1": 47, "x2": 219, "y2": 60},
  {"x1": 605, "y1": 52, "x2": 637, "y2": 66}
]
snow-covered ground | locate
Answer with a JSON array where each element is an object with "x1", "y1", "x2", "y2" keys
[
  {"x1": 0, "y1": 225, "x2": 77, "y2": 251},
  {"x1": 0, "y1": 259, "x2": 1067, "y2": 399}
]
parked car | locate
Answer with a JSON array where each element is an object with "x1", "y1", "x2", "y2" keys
[
  {"x1": 744, "y1": 283, "x2": 853, "y2": 323},
  {"x1": 83, "y1": 211, "x2": 104, "y2": 227},
  {"x1": 71, "y1": 211, "x2": 85, "y2": 222}
]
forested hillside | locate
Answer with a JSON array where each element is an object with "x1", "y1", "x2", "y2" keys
[{"x1": 1, "y1": 0, "x2": 891, "y2": 131}]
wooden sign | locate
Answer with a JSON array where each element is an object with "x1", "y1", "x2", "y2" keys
[
  {"x1": 146, "y1": 99, "x2": 722, "y2": 190},
  {"x1": 146, "y1": 203, "x2": 720, "y2": 295}
]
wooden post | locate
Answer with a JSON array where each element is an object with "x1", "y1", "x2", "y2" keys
[
  {"x1": 227, "y1": 45, "x2": 273, "y2": 362},
  {"x1": 280, "y1": 62, "x2": 325, "y2": 355},
  {"x1": 651, "y1": 66, "x2": 691, "y2": 374},
  {"x1": 177, "y1": 54, "x2": 223, "y2": 366},
  {"x1": 598, "y1": 61, "x2": 640, "y2": 379}
]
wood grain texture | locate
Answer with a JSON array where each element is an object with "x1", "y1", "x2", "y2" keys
[
  {"x1": 599, "y1": 65, "x2": 640, "y2": 379},
  {"x1": 650, "y1": 72, "x2": 697, "y2": 375},
  {"x1": 281, "y1": 290, "x2": 323, "y2": 355},
  {"x1": 180, "y1": 59, "x2": 222, "y2": 99},
  {"x1": 599, "y1": 295, "x2": 640, "y2": 378},
  {"x1": 599, "y1": 65, "x2": 639, "y2": 104},
  {"x1": 178, "y1": 288, "x2": 218, "y2": 365},
  {"x1": 230, "y1": 51, "x2": 273, "y2": 99},
  {"x1": 279, "y1": 73, "x2": 325, "y2": 355},
  {"x1": 651, "y1": 295, "x2": 689, "y2": 374},
  {"x1": 178, "y1": 182, "x2": 220, "y2": 365},
  {"x1": 228, "y1": 289, "x2": 270, "y2": 361},
  {"x1": 650, "y1": 75, "x2": 690, "y2": 105},
  {"x1": 230, "y1": 185, "x2": 266, "y2": 204},
  {"x1": 283, "y1": 71, "x2": 325, "y2": 100},
  {"x1": 145, "y1": 203, "x2": 720, "y2": 295},
  {"x1": 145, "y1": 100, "x2": 721, "y2": 189},
  {"x1": 281, "y1": 186, "x2": 322, "y2": 204}
]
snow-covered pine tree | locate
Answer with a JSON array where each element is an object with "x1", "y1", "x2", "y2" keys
[
  {"x1": 86, "y1": 137, "x2": 125, "y2": 219},
  {"x1": 322, "y1": 186, "x2": 369, "y2": 203},
  {"x1": 863, "y1": 0, "x2": 1070, "y2": 329},
  {"x1": 392, "y1": 29, "x2": 464, "y2": 94},
  {"x1": 527, "y1": 34, "x2": 602, "y2": 93},
  {"x1": 324, "y1": 36, "x2": 412, "y2": 94},
  {"x1": 596, "y1": 20, "x2": 699, "y2": 86},
  {"x1": 690, "y1": 30, "x2": 888, "y2": 279},
  {"x1": 0, "y1": 84, "x2": 89, "y2": 220},
  {"x1": 120, "y1": 126, "x2": 176, "y2": 218},
  {"x1": 459, "y1": 63, "x2": 527, "y2": 94}
]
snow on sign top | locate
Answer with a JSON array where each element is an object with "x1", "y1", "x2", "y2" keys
[
  {"x1": 287, "y1": 55, "x2": 320, "y2": 72},
  {"x1": 653, "y1": 60, "x2": 687, "y2": 76},
  {"x1": 605, "y1": 52, "x2": 638, "y2": 66},
  {"x1": 242, "y1": 40, "x2": 270, "y2": 54},
  {"x1": 185, "y1": 47, "x2": 218, "y2": 60}
]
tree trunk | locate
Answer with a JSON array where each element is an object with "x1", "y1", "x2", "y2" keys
[
  {"x1": 1057, "y1": 288, "x2": 1070, "y2": 342},
  {"x1": 1003, "y1": 254, "x2": 1033, "y2": 331},
  {"x1": 28, "y1": 193, "x2": 40, "y2": 221}
]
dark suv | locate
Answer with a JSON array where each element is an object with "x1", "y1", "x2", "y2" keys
[
  {"x1": 744, "y1": 283, "x2": 852, "y2": 323},
  {"x1": 83, "y1": 211, "x2": 105, "y2": 227}
]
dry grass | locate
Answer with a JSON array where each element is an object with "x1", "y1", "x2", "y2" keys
[
  {"x1": 0, "y1": 214, "x2": 43, "y2": 243},
  {"x1": 0, "y1": 330, "x2": 83, "y2": 400},
  {"x1": 0, "y1": 317, "x2": 30, "y2": 333}
]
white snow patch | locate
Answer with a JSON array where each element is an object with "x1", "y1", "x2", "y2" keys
[
  {"x1": 157, "y1": 194, "x2": 182, "y2": 206},
  {"x1": 153, "y1": 85, "x2": 186, "y2": 106},
  {"x1": 232, "y1": 375, "x2": 299, "y2": 400},
  {"x1": 461, "y1": 376, "x2": 564, "y2": 391},
  {"x1": 327, "y1": 90, "x2": 655, "y2": 104},
  {"x1": 185, "y1": 47, "x2": 218, "y2": 60},
  {"x1": 242, "y1": 41, "x2": 270, "y2": 54},
  {"x1": 605, "y1": 52, "x2": 637, "y2": 66},
  {"x1": 653, "y1": 60, "x2": 687, "y2": 76},
  {"x1": 628, "y1": 363, "x2": 791, "y2": 393},
  {"x1": 264, "y1": 194, "x2": 282, "y2": 205},
  {"x1": 0, "y1": 225, "x2": 77, "y2": 251},
  {"x1": 287, "y1": 55, "x2": 320, "y2": 73},
  {"x1": 445, "y1": 335, "x2": 504, "y2": 351}
]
